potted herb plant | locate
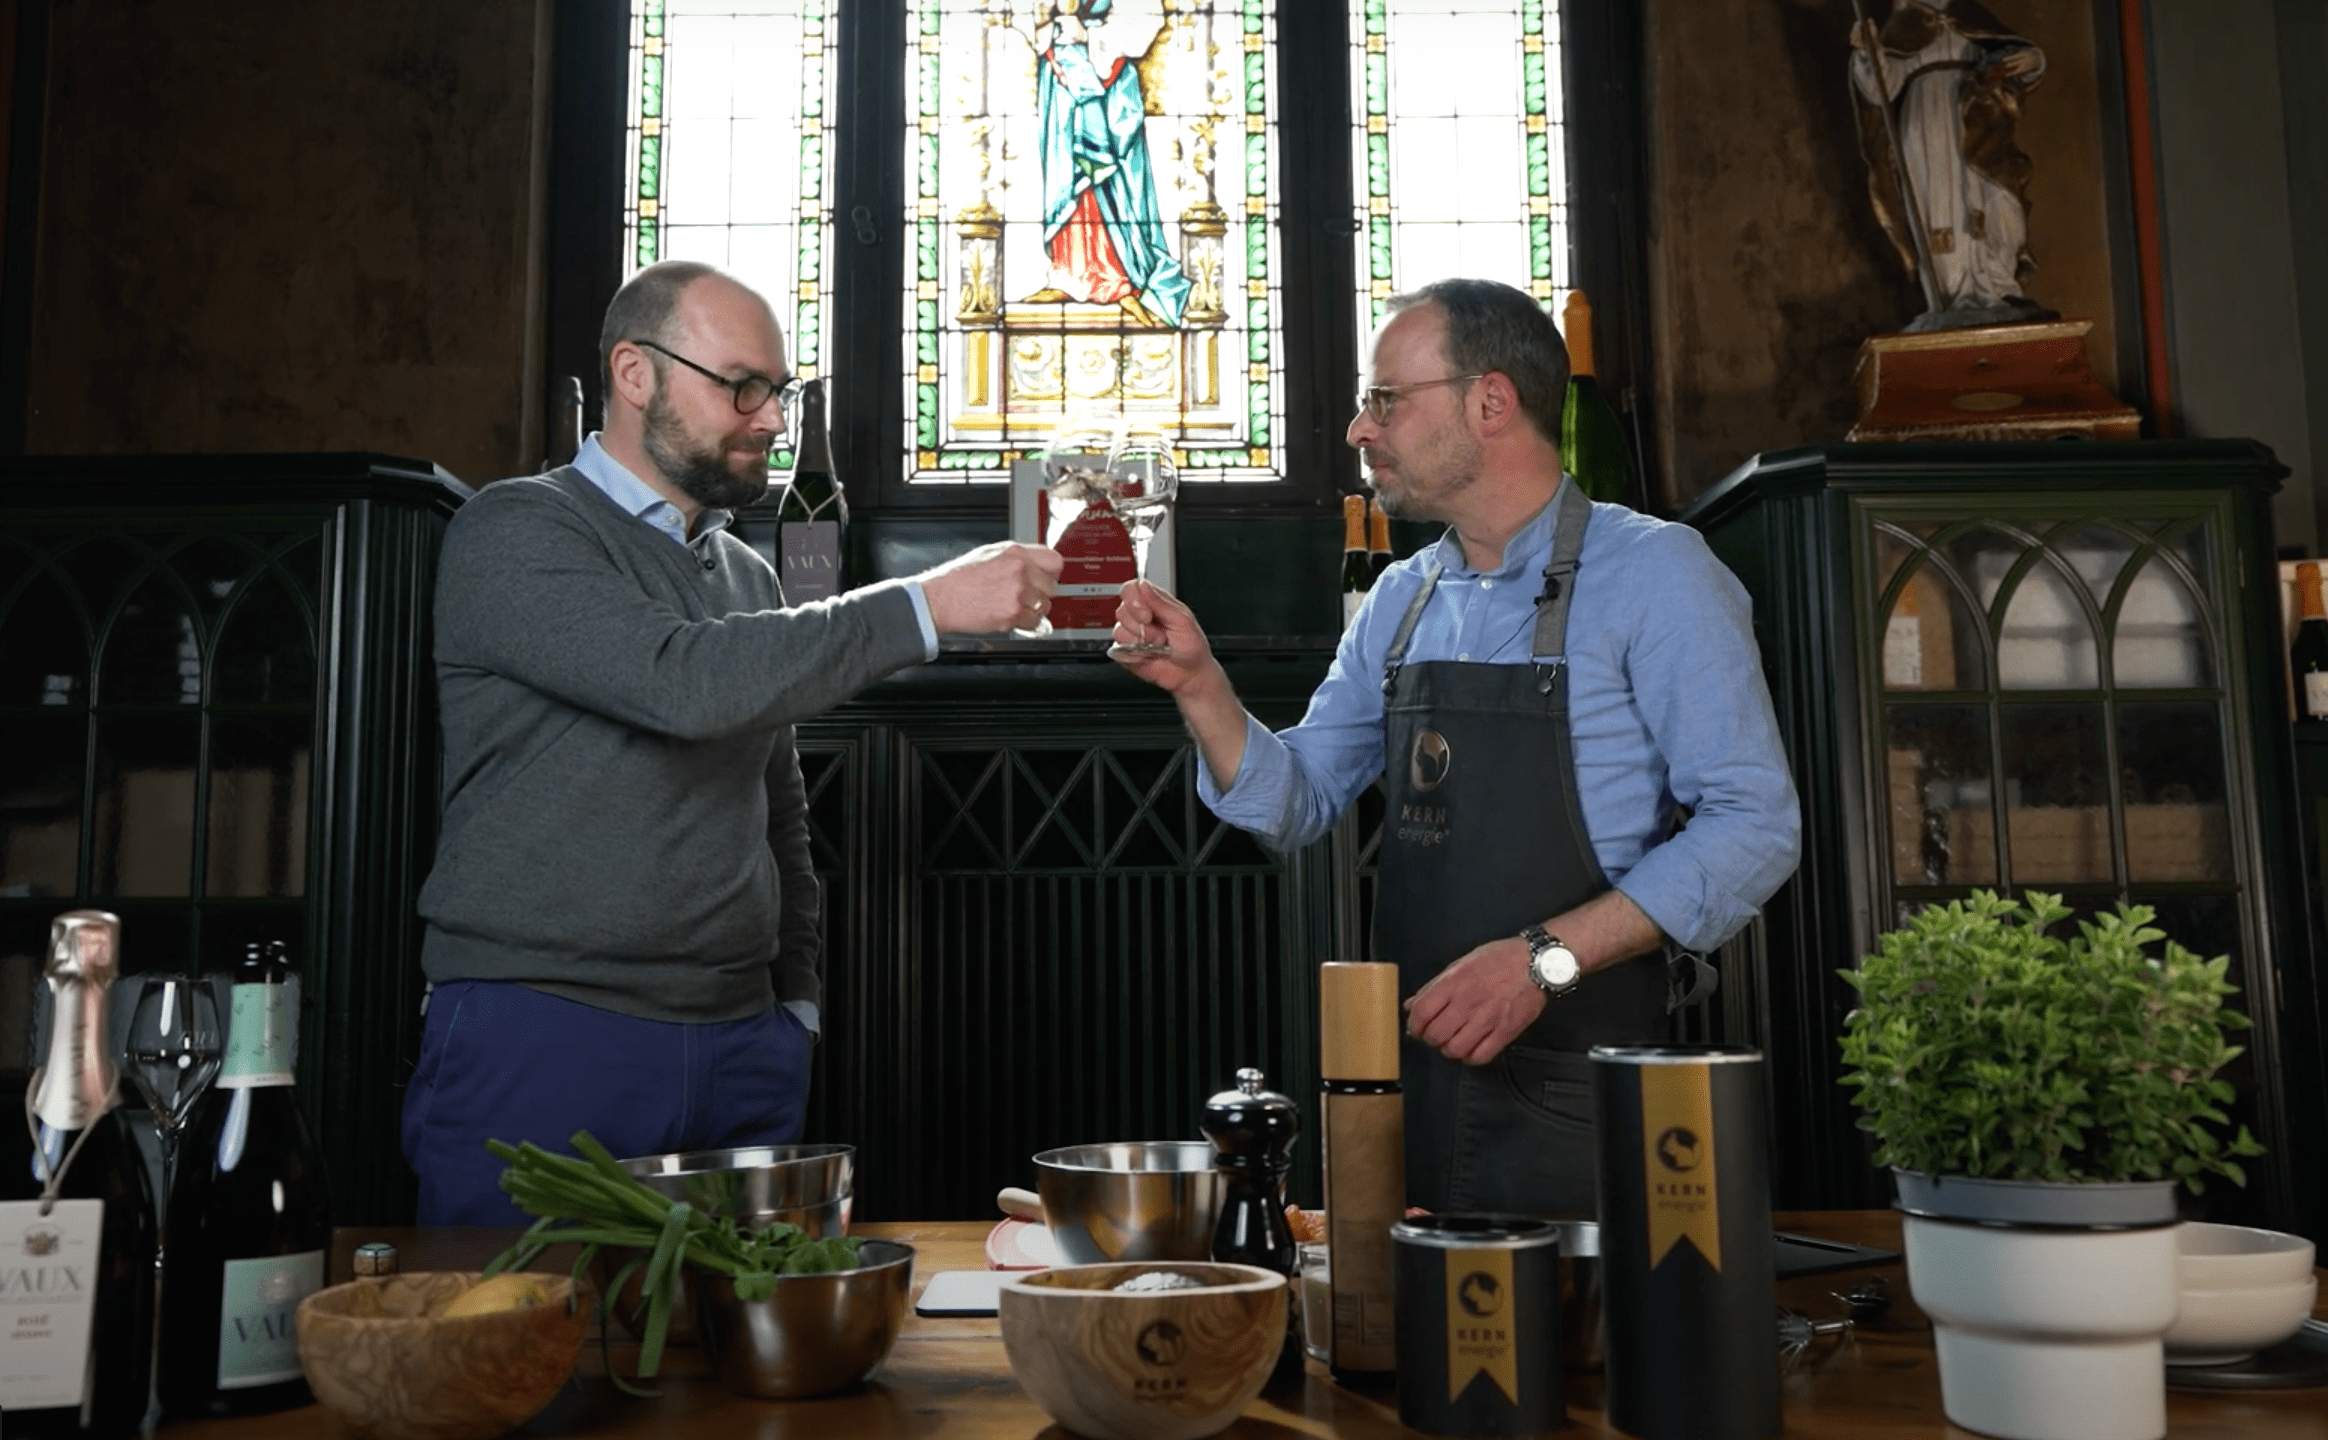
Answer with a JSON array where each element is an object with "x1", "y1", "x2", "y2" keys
[{"x1": 1837, "y1": 890, "x2": 2262, "y2": 1440}]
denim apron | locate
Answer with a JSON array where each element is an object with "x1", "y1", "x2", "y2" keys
[{"x1": 1374, "y1": 480, "x2": 1670, "y2": 1218}]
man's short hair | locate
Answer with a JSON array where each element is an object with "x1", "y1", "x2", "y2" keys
[
  {"x1": 598, "y1": 259, "x2": 724, "y2": 402},
  {"x1": 1385, "y1": 279, "x2": 1571, "y2": 444}
]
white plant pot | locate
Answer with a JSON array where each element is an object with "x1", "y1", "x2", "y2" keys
[{"x1": 1904, "y1": 1213, "x2": 2180, "y2": 1440}]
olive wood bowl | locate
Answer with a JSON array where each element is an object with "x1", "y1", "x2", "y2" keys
[
  {"x1": 295, "y1": 1271, "x2": 590, "y2": 1440},
  {"x1": 999, "y1": 1261, "x2": 1287, "y2": 1440}
]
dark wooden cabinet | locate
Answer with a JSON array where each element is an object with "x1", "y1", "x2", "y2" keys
[
  {"x1": 1681, "y1": 442, "x2": 2327, "y2": 1236},
  {"x1": 0, "y1": 453, "x2": 462, "y2": 1224}
]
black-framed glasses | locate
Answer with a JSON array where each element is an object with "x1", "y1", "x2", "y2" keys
[
  {"x1": 632, "y1": 338, "x2": 804, "y2": 419},
  {"x1": 1354, "y1": 373, "x2": 1486, "y2": 425}
]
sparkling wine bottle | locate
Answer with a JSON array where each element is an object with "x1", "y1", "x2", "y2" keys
[
  {"x1": 1559, "y1": 289, "x2": 1637, "y2": 507},
  {"x1": 776, "y1": 376, "x2": 848, "y2": 604},
  {"x1": 1340, "y1": 494, "x2": 1372, "y2": 630},
  {"x1": 1367, "y1": 498, "x2": 1392, "y2": 585},
  {"x1": 157, "y1": 941, "x2": 331, "y2": 1420},
  {"x1": 1, "y1": 910, "x2": 159, "y2": 1439},
  {"x1": 2294, "y1": 561, "x2": 2328, "y2": 723}
]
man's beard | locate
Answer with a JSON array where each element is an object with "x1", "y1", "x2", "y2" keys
[
  {"x1": 1364, "y1": 425, "x2": 1480, "y2": 522},
  {"x1": 641, "y1": 386, "x2": 771, "y2": 512}
]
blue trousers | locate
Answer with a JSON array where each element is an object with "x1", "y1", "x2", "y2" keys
[{"x1": 401, "y1": 980, "x2": 813, "y2": 1225}]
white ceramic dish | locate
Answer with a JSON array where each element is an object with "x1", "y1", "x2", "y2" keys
[{"x1": 2164, "y1": 1277, "x2": 2319, "y2": 1366}]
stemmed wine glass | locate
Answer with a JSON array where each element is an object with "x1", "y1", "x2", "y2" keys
[
  {"x1": 1106, "y1": 424, "x2": 1181, "y2": 656},
  {"x1": 122, "y1": 973, "x2": 225, "y2": 1192}
]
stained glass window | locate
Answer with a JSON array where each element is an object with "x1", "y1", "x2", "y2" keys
[
  {"x1": 1349, "y1": 0, "x2": 1568, "y2": 338},
  {"x1": 616, "y1": 1, "x2": 1581, "y2": 494},
  {"x1": 622, "y1": 0, "x2": 840, "y2": 463},
  {"x1": 905, "y1": 1, "x2": 1282, "y2": 485}
]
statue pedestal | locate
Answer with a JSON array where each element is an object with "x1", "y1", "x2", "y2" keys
[{"x1": 1847, "y1": 319, "x2": 2141, "y2": 441}]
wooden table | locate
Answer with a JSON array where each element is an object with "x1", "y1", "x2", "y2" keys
[{"x1": 170, "y1": 1212, "x2": 2328, "y2": 1439}]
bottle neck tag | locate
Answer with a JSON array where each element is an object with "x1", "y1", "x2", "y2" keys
[
  {"x1": 0, "y1": 1198, "x2": 105, "y2": 1409},
  {"x1": 217, "y1": 982, "x2": 297, "y2": 1089}
]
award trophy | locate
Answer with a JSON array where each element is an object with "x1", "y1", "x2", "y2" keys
[{"x1": 1021, "y1": 416, "x2": 1179, "y2": 647}]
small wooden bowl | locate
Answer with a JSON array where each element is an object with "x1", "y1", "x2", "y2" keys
[
  {"x1": 296, "y1": 1271, "x2": 591, "y2": 1440},
  {"x1": 999, "y1": 1261, "x2": 1287, "y2": 1440}
]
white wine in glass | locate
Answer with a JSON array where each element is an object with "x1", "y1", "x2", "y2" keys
[{"x1": 1107, "y1": 425, "x2": 1180, "y2": 655}]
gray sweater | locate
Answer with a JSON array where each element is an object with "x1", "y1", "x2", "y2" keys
[{"x1": 418, "y1": 467, "x2": 927, "y2": 1022}]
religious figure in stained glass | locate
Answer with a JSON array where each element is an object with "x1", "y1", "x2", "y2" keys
[
  {"x1": 911, "y1": 0, "x2": 1280, "y2": 483},
  {"x1": 1022, "y1": 1, "x2": 1192, "y2": 329}
]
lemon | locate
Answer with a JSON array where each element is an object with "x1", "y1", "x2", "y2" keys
[{"x1": 441, "y1": 1272, "x2": 555, "y2": 1319}]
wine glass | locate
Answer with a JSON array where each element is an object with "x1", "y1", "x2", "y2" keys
[
  {"x1": 1106, "y1": 424, "x2": 1180, "y2": 656},
  {"x1": 1023, "y1": 414, "x2": 1125, "y2": 638},
  {"x1": 122, "y1": 973, "x2": 224, "y2": 1186}
]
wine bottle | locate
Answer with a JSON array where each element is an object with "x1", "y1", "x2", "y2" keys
[
  {"x1": 1366, "y1": 498, "x2": 1392, "y2": 585},
  {"x1": 1340, "y1": 493, "x2": 1371, "y2": 630},
  {"x1": 1318, "y1": 961, "x2": 1403, "y2": 1384},
  {"x1": 1, "y1": 911, "x2": 159, "y2": 1439},
  {"x1": 776, "y1": 375, "x2": 848, "y2": 605},
  {"x1": 1559, "y1": 289, "x2": 1636, "y2": 507},
  {"x1": 2295, "y1": 562, "x2": 2328, "y2": 723},
  {"x1": 158, "y1": 941, "x2": 331, "y2": 1420}
]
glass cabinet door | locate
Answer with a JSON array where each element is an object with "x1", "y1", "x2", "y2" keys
[{"x1": 1861, "y1": 499, "x2": 2245, "y2": 966}]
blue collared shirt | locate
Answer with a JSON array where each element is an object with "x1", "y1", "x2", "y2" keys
[{"x1": 1199, "y1": 483, "x2": 1800, "y2": 953}]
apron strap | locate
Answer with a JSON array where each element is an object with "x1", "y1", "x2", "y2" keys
[
  {"x1": 1382, "y1": 563, "x2": 1444, "y2": 696},
  {"x1": 1528, "y1": 479, "x2": 1594, "y2": 693},
  {"x1": 1666, "y1": 950, "x2": 1719, "y2": 1010}
]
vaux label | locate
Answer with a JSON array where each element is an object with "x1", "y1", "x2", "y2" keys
[
  {"x1": 1639, "y1": 1064, "x2": 1722, "y2": 1272},
  {"x1": 0, "y1": 1199, "x2": 103, "y2": 1410},
  {"x1": 1443, "y1": 1246, "x2": 1519, "y2": 1404}
]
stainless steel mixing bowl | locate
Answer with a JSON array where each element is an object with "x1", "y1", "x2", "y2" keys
[
  {"x1": 694, "y1": 1240, "x2": 915, "y2": 1398},
  {"x1": 602, "y1": 1143, "x2": 856, "y2": 1343},
  {"x1": 1033, "y1": 1141, "x2": 1226, "y2": 1264},
  {"x1": 619, "y1": 1143, "x2": 855, "y2": 1233}
]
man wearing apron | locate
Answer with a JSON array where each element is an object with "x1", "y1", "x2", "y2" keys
[{"x1": 1113, "y1": 278, "x2": 1799, "y2": 1217}]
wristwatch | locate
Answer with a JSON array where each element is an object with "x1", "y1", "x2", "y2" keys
[{"x1": 1521, "y1": 925, "x2": 1583, "y2": 998}]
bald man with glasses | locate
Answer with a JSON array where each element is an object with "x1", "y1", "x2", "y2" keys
[
  {"x1": 405, "y1": 260, "x2": 1064, "y2": 1223},
  {"x1": 1113, "y1": 277, "x2": 1799, "y2": 1220}
]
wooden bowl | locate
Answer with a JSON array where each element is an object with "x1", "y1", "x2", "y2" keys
[
  {"x1": 295, "y1": 1271, "x2": 591, "y2": 1440},
  {"x1": 999, "y1": 1261, "x2": 1287, "y2": 1440}
]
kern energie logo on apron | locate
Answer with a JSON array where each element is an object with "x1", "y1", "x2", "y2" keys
[{"x1": 1409, "y1": 728, "x2": 1451, "y2": 791}]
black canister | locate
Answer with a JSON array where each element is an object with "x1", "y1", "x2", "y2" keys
[
  {"x1": 1591, "y1": 1045, "x2": 1779, "y2": 1440},
  {"x1": 1391, "y1": 1214, "x2": 1564, "y2": 1438}
]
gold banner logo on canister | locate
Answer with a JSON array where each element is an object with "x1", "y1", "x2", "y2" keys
[
  {"x1": 1639, "y1": 1063, "x2": 1721, "y2": 1271},
  {"x1": 1444, "y1": 1247, "x2": 1519, "y2": 1403}
]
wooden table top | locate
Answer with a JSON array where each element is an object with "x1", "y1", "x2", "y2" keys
[{"x1": 166, "y1": 1211, "x2": 2328, "y2": 1439}]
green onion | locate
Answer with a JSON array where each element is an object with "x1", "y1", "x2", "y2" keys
[{"x1": 481, "y1": 1130, "x2": 865, "y2": 1384}]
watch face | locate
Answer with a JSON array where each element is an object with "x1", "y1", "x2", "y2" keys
[{"x1": 1533, "y1": 944, "x2": 1580, "y2": 991}]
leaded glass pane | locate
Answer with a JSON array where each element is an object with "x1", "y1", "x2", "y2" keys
[
  {"x1": 1995, "y1": 558, "x2": 2098, "y2": 690},
  {"x1": 1883, "y1": 704, "x2": 1996, "y2": 887},
  {"x1": 2116, "y1": 700, "x2": 2231, "y2": 883},
  {"x1": 2113, "y1": 551, "x2": 2213, "y2": 689},
  {"x1": 905, "y1": 1, "x2": 1282, "y2": 484},
  {"x1": 1997, "y1": 702, "x2": 2112, "y2": 884},
  {"x1": 1349, "y1": 0, "x2": 1567, "y2": 341},
  {"x1": 92, "y1": 717, "x2": 200, "y2": 898},
  {"x1": 623, "y1": 0, "x2": 839, "y2": 464},
  {"x1": 1, "y1": 715, "x2": 83, "y2": 900}
]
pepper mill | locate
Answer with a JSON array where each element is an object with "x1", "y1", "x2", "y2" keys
[{"x1": 1202, "y1": 1066, "x2": 1303, "y2": 1376}]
